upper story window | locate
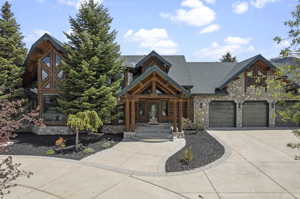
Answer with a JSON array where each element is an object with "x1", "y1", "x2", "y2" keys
[
  {"x1": 39, "y1": 50, "x2": 64, "y2": 89},
  {"x1": 245, "y1": 63, "x2": 269, "y2": 92}
]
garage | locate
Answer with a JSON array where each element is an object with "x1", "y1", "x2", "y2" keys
[
  {"x1": 276, "y1": 101, "x2": 300, "y2": 127},
  {"x1": 242, "y1": 101, "x2": 269, "y2": 127},
  {"x1": 209, "y1": 101, "x2": 236, "y2": 128}
]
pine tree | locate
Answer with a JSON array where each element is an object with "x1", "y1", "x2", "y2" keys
[
  {"x1": 220, "y1": 52, "x2": 237, "y2": 63},
  {"x1": 0, "y1": 1, "x2": 27, "y2": 99},
  {"x1": 58, "y1": 0, "x2": 124, "y2": 125}
]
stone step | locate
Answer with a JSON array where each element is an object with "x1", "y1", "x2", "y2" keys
[{"x1": 134, "y1": 133, "x2": 173, "y2": 140}]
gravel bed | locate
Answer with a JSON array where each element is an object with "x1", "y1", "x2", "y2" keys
[
  {"x1": 2, "y1": 132, "x2": 123, "y2": 160},
  {"x1": 166, "y1": 130, "x2": 225, "y2": 172}
]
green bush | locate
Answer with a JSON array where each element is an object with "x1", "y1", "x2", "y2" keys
[
  {"x1": 102, "y1": 141, "x2": 112, "y2": 149},
  {"x1": 46, "y1": 149, "x2": 55, "y2": 155},
  {"x1": 181, "y1": 146, "x2": 193, "y2": 165},
  {"x1": 293, "y1": 129, "x2": 300, "y2": 138},
  {"x1": 83, "y1": 147, "x2": 95, "y2": 154}
]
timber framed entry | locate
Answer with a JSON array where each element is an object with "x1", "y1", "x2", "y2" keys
[{"x1": 118, "y1": 66, "x2": 191, "y2": 133}]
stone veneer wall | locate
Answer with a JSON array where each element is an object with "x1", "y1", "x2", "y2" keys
[{"x1": 193, "y1": 72, "x2": 278, "y2": 128}]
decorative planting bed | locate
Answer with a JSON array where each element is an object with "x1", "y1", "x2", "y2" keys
[
  {"x1": 2, "y1": 132, "x2": 123, "y2": 160},
  {"x1": 166, "y1": 130, "x2": 225, "y2": 172}
]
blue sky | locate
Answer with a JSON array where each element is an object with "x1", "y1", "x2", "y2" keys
[{"x1": 1, "y1": 0, "x2": 297, "y2": 61}]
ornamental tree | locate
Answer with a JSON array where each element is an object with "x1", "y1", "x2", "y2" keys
[
  {"x1": 67, "y1": 111, "x2": 102, "y2": 151},
  {"x1": 265, "y1": 0, "x2": 300, "y2": 123},
  {"x1": 58, "y1": 0, "x2": 124, "y2": 125}
]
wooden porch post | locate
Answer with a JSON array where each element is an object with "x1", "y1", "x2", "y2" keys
[
  {"x1": 130, "y1": 99, "x2": 136, "y2": 131},
  {"x1": 172, "y1": 100, "x2": 177, "y2": 132},
  {"x1": 125, "y1": 98, "x2": 130, "y2": 132},
  {"x1": 178, "y1": 99, "x2": 183, "y2": 132}
]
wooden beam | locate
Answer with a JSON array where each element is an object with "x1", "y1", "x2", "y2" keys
[
  {"x1": 178, "y1": 100, "x2": 183, "y2": 132},
  {"x1": 135, "y1": 95, "x2": 178, "y2": 99},
  {"x1": 130, "y1": 100, "x2": 136, "y2": 131},
  {"x1": 125, "y1": 98, "x2": 130, "y2": 132},
  {"x1": 172, "y1": 100, "x2": 177, "y2": 132}
]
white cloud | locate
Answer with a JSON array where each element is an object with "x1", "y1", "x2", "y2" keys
[
  {"x1": 202, "y1": 0, "x2": 216, "y2": 4},
  {"x1": 161, "y1": 0, "x2": 216, "y2": 27},
  {"x1": 124, "y1": 28, "x2": 179, "y2": 54},
  {"x1": 250, "y1": 0, "x2": 277, "y2": 8},
  {"x1": 24, "y1": 29, "x2": 50, "y2": 42},
  {"x1": 232, "y1": 1, "x2": 249, "y2": 14},
  {"x1": 57, "y1": 0, "x2": 102, "y2": 9},
  {"x1": 200, "y1": 24, "x2": 220, "y2": 34},
  {"x1": 274, "y1": 40, "x2": 290, "y2": 49},
  {"x1": 195, "y1": 36, "x2": 255, "y2": 60},
  {"x1": 224, "y1": 36, "x2": 251, "y2": 45}
]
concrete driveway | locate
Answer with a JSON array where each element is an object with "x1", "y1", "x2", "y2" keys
[{"x1": 4, "y1": 129, "x2": 300, "y2": 199}]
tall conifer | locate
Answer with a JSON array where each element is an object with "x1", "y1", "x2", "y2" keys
[
  {"x1": 0, "y1": 1, "x2": 27, "y2": 99},
  {"x1": 58, "y1": 0, "x2": 123, "y2": 124}
]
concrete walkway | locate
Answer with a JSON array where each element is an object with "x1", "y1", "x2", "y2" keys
[
  {"x1": 3, "y1": 129, "x2": 300, "y2": 199},
  {"x1": 81, "y1": 138, "x2": 186, "y2": 175}
]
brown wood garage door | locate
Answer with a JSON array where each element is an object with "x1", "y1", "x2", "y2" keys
[
  {"x1": 209, "y1": 101, "x2": 236, "y2": 128},
  {"x1": 276, "y1": 101, "x2": 300, "y2": 127},
  {"x1": 243, "y1": 101, "x2": 269, "y2": 127}
]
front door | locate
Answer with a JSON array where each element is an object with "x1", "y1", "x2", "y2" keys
[{"x1": 148, "y1": 102, "x2": 159, "y2": 123}]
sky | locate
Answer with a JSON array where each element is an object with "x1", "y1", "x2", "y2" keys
[{"x1": 1, "y1": 0, "x2": 298, "y2": 61}]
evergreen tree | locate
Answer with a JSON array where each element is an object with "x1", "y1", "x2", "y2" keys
[
  {"x1": 58, "y1": 0, "x2": 124, "y2": 125},
  {"x1": 220, "y1": 52, "x2": 237, "y2": 62},
  {"x1": 0, "y1": 1, "x2": 27, "y2": 99}
]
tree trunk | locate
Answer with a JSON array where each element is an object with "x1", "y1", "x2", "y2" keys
[{"x1": 75, "y1": 129, "x2": 79, "y2": 152}]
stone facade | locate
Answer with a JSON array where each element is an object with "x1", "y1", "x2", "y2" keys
[
  {"x1": 32, "y1": 126, "x2": 73, "y2": 135},
  {"x1": 193, "y1": 71, "x2": 277, "y2": 128}
]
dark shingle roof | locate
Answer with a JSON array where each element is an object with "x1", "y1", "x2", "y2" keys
[{"x1": 25, "y1": 33, "x2": 65, "y2": 64}]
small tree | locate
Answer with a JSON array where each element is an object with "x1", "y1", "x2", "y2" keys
[
  {"x1": 67, "y1": 110, "x2": 102, "y2": 151},
  {"x1": 0, "y1": 156, "x2": 33, "y2": 199},
  {"x1": 220, "y1": 52, "x2": 237, "y2": 63}
]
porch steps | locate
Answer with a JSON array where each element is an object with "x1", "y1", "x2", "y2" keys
[{"x1": 134, "y1": 123, "x2": 173, "y2": 141}]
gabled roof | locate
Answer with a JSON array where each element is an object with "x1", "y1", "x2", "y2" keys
[
  {"x1": 217, "y1": 54, "x2": 277, "y2": 89},
  {"x1": 118, "y1": 65, "x2": 190, "y2": 96},
  {"x1": 25, "y1": 33, "x2": 65, "y2": 64},
  {"x1": 135, "y1": 50, "x2": 172, "y2": 68}
]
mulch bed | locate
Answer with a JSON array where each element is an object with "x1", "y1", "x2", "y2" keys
[
  {"x1": 1, "y1": 132, "x2": 123, "y2": 160},
  {"x1": 166, "y1": 130, "x2": 225, "y2": 172}
]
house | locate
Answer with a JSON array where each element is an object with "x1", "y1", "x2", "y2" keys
[{"x1": 23, "y1": 33, "x2": 299, "y2": 135}]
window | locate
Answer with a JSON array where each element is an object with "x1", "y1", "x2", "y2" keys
[
  {"x1": 43, "y1": 95, "x2": 66, "y2": 122},
  {"x1": 40, "y1": 52, "x2": 64, "y2": 89},
  {"x1": 42, "y1": 55, "x2": 51, "y2": 67},
  {"x1": 161, "y1": 101, "x2": 168, "y2": 116}
]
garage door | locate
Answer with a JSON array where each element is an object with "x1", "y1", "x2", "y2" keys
[
  {"x1": 276, "y1": 101, "x2": 300, "y2": 127},
  {"x1": 209, "y1": 101, "x2": 236, "y2": 128},
  {"x1": 243, "y1": 101, "x2": 269, "y2": 127}
]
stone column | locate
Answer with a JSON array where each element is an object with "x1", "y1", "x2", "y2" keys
[
  {"x1": 269, "y1": 100, "x2": 276, "y2": 128},
  {"x1": 236, "y1": 100, "x2": 243, "y2": 128}
]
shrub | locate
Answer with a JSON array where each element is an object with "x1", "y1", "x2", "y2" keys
[
  {"x1": 0, "y1": 156, "x2": 33, "y2": 198},
  {"x1": 83, "y1": 147, "x2": 95, "y2": 154},
  {"x1": 102, "y1": 141, "x2": 112, "y2": 149},
  {"x1": 46, "y1": 149, "x2": 55, "y2": 155},
  {"x1": 293, "y1": 129, "x2": 300, "y2": 138},
  {"x1": 182, "y1": 118, "x2": 196, "y2": 130},
  {"x1": 181, "y1": 146, "x2": 193, "y2": 166}
]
